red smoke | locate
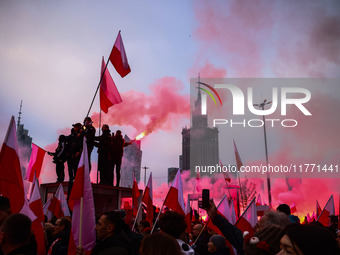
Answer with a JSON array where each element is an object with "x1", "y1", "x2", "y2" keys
[{"x1": 91, "y1": 76, "x2": 190, "y2": 137}]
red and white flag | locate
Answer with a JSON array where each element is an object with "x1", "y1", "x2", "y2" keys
[
  {"x1": 219, "y1": 159, "x2": 231, "y2": 183},
  {"x1": 68, "y1": 138, "x2": 96, "y2": 254},
  {"x1": 311, "y1": 211, "x2": 316, "y2": 221},
  {"x1": 99, "y1": 57, "x2": 122, "y2": 113},
  {"x1": 235, "y1": 198, "x2": 257, "y2": 236},
  {"x1": 48, "y1": 184, "x2": 70, "y2": 218},
  {"x1": 29, "y1": 177, "x2": 46, "y2": 255},
  {"x1": 306, "y1": 213, "x2": 311, "y2": 223},
  {"x1": 317, "y1": 195, "x2": 335, "y2": 227},
  {"x1": 316, "y1": 200, "x2": 322, "y2": 218},
  {"x1": 132, "y1": 173, "x2": 140, "y2": 217},
  {"x1": 233, "y1": 140, "x2": 243, "y2": 171},
  {"x1": 109, "y1": 31, "x2": 131, "y2": 78},
  {"x1": 43, "y1": 198, "x2": 53, "y2": 221},
  {"x1": 0, "y1": 116, "x2": 25, "y2": 213},
  {"x1": 185, "y1": 195, "x2": 192, "y2": 233},
  {"x1": 25, "y1": 143, "x2": 46, "y2": 182},
  {"x1": 164, "y1": 169, "x2": 185, "y2": 215},
  {"x1": 142, "y1": 172, "x2": 153, "y2": 223},
  {"x1": 290, "y1": 202, "x2": 297, "y2": 214}
]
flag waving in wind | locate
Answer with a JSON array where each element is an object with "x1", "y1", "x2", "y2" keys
[
  {"x1": 233, "y1": 139, "x2": 243, "y2": 171},
  {"x1": 68, "y1": 138, "x2": 96, "y2": 254},
  {"x1": 25, "y1": 143, "x2": 46, "y2": 182},
  {"x1": 142, "y1": 173, "x2": 153, "y2": 223},
  {"x1": 164, "y1": 170, "x2": 185, "y2": 215},
  {"x1": 0, "y1": 116, "x2": 25, "y2": 213},
  {"x1": 317, "y1": 195, "x2": 335, "y2": 227},
  {"x1": 235, "y1": 198, "x2": 257, "y2": 236},
  {"x1": 48, "y1": 184, "x2": 70, "y2": 218},
  {"x1": 109, "y1": 31, "x2": 131, "y2": 78},
  {"x1": 99, "y1": 57, "x2": 122, "y2": 113},
  {"x1": 132, "y1": 173, "x2": 140, "y2": 217}
]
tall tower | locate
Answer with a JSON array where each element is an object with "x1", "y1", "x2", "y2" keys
[{"x1": 181, "y1": 77, "x2": 219, "y2": 177}]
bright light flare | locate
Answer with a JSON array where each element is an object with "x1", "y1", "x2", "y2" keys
[
  {"x1": 201, "y1": 215, "x2": 207, "y2": 222},
  {"x1": 135, "y1": 131, "x2": 146, "y2": 140}
]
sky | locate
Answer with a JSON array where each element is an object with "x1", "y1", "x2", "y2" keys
[{"x1": 1, "y1": 0, "x2": 340, "y2": 218}]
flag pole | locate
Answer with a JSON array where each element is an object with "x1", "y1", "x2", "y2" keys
[
  {"x1": 151, "y1": 202, "x2": 165, "y2": 233},
  {"x1": 132, "y1": 202, "x2": 143, "y2": 231},
  {"x1": 86, "y1": 57, "x2": 110, "y2": 118},
  {"x1": 79, "y1": 196, "x2": 83, "y2": 246}
]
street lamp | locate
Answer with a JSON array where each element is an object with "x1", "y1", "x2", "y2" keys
[{"x1": 253, "y1": 100, "x2": 272, "y2": 208}]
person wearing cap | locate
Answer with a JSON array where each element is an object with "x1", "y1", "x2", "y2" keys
[
  {"x1": 111, "y1": 130, "x2": 133, "y2": 187},
  {"x1": 94, "y1": 124, "x2": 112, "y2": 185}
]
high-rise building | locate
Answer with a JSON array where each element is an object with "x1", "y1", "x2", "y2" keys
[
  {"x1": 180, "y1": 82, "x2": 219, "y2": 177},
  {"x1": 120, "y1": 135, "x2": 142, "y2": 188},
  {"x1": 168, "y1": 167, "x2": 180, "y2": 183},
  {"x1": 16, "y1": 101, "x2": 32, "y2": 177}
]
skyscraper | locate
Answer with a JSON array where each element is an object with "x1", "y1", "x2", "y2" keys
[{"x1": 181, "y1": 82, "x2": 219, "y2": 177}]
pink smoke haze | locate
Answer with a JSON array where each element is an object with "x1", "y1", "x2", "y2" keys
[{"x1": 91, "y1": 76, "x2": 190, "y2": 137}]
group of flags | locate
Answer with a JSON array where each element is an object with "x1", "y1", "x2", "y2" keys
[
  {"x1": 0, "y1": 115, "x2": 339, "y2": 255},
  {"x1": 99, "y1": 31, "x2": 131, "y2": 114}
]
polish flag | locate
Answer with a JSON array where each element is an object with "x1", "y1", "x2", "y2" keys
[
  {"x1": 43, "y1": 198, "x2": 53, "y2": 221},
  {"x1": 256, "y1": 194, "x2": 269, "y2": 217},
  {"x1": 142, "y1": 173, "x2": 153, "y2": 222},
  {"x1": 185, "y1": 195, "x2": 192, "y2": 233},
  {"x1": 207, "y1": 196, "x2": 237, "y2": 255},
  {"x1": 233, "y1": 140, "x2": 243, "y2": 171},
  {"x1": 68, "y1": 138, "x2": 96, "y2": 254},
  {"x1": 0, "y1": 116, "x2": 25, "y2": 213},
  {"x1": 235, "y1": 198, "x2": 257, "y2": 236},
  {"x1": 48, "y1": 184, "x2": 70, "y2": 218},
  {"x1": 311, "y1": 211, "x2": 316, "y2": 221},
  {"x1": 109, "y1": 31, "x2": 131, "y2": 78},
  {"x1": 229, "y1": 199, "x2": 237, "y2": 225},
  {"x1": 99, "y1": 57, "x2": 122, "y2": 113},
  {"x1": 317, "y1": 195, "x2": 335, "y2": 227},
  {"x1": 25, "y1": 143, "x2": 46, "y2": 182},
  {"x1": 290, "y1": 202, "x2": 297, "y2": 214},
  {"x1": 306, "y1": 213, "x2": 311, "y2": 223},
  {"x1": 316, "y1": 200, "x2": 322, "y2": 218},
  {"x1": 132, "y1": 173, "x2": 140, "y2": 217},
  {"x1": 29, "y1": 177, "x2": 46, "y2": 255},
  {"x1": 219, "y1": 159, "x2": 231, "y2": 183},
  {"x1": 164, "y1": 169, "x2": 185, "y2": 215}
]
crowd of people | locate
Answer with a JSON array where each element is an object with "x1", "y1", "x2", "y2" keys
[
  {"x1": 48, "y1": 117, "x2": 133, "y2": 187},
  {"x1": 1, "y1": 195, "x2": 339, "y2": 255}
]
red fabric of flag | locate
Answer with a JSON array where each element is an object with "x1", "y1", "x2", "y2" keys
[
  {"x1": 164, "y1": 170, "x2": 185, "y2": 215},
  {"x1": 109, "y1": 31, "x2": 131, "y2": 78},
  {"x1": 0, "y1": 116, "x2": 25, "y2": 213},
  {"x1": 317, "y1": 195, "x2": 335, "y2": 227},
  {"x1": 235, "y1": 198, "x2": 257, "y2": 236},
  {"x1": 99, "y1": 57, "x2": 122, "y2": 113},
  {"x1": 142, "y1": 173, "x2": 153, "y2": 222},
  {"x1": 25, "y1": 143, "x2": 46, "y2": 182},
  {"x1": 132, "y1": 173, "x2": 140, "y2": 217}
]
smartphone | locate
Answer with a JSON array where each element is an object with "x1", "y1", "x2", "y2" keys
[{"x1": 202, "y1": 189, "x2": 210, "y2": 209}]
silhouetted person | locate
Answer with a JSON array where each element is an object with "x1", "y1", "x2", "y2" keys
[
  {"x1": 48, "y1": 135, "x2": 68, "y2": 182},
  {"x1": 81, "y1": 117, "x2": 96, "y2": 171},
  {"x1": 0, "y1": 213, "x2": 35, "y2": 255},
  {"x1": 111, "y1": 130, "x2": 133, "y2": 187},
  {"x1": 67, "y1": 123, "x2": 82, "y2": 182},
  {"x1": 94, "y1": 124, "x2": 112, "y2": 185}
]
